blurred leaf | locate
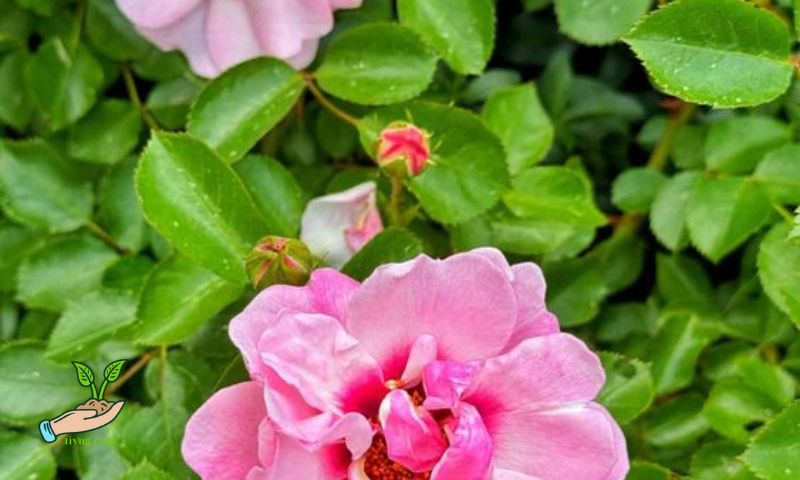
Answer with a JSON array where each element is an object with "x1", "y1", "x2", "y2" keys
[
  {"x1": 656, "y1": 253, "x2": 714, "y2": 309},
  {"x1": 97, "y1": 157, "x2": 149, "y2": 253},
  {"x1": 597, "y1": 352, "x2": 654, "y2": 424},
  {"x1": 742, "y1": 401, "x2": 800, "y2": 480},
  {"x1": 690, "y1": 441, "x2": 755, "y2": 480},
  {"x1": 754, "y1": 144, "x2": 800, "y2": 204},
  {"x1": 85, "y1": 0, "x2": 149, "y2": 61},
  {"x1": 25, "y1": 40, "x2": 104, "y2": 130},
  {"x1": 626, "y1": 461, "x2": 673, "y2": 480},
  {"x1": 687, "y1": 176, "x2": 771, "y2": 263},
  {"x1": 47, "y1": 290, "x2": 137, "y2": 363},
  {"x1": 758, "y1": 223, "x2": 800, "y2": 327},
  {"x1": 136, "y1": 132, "x2": 269, "y2": 283},
  {"x1": 0, "y1": 221, "x2": 41, "y2": 292},
  {"x1": 75, "y1": 429, "x2": 131, "y2": 480},
  {"x1": 67, "y1": 99, "x2": 142, "y2": 165},
  {"x1": 0, "y1": 341, "x2": 87, "y2": 425},
  {"x1": 316, "y1": 24, "x2": 437, "y2": 105},
  {"x1": 188, "y1": 58, "x2": 304, "y2": 163},
  {"x1": 546, "y1": 255, "x2": 608, "y2": 327},
  {"x1": 0, "y1": 49, "x2": 33, "y2": 130},
  {"x1": 0, "y1": 139, "x2": 93, "y2": 233},
  {"x1": 144, "y1": 350, "x2": 214, "y2": 412},
  {"x1": 650, "y1": 171, "x2": 698, "y2": 251},
  {"x1": 136, "y1": 255, "x2": 243, "y2": 346},
  {"x1": 397, "y1": 0, "x2": 495, "y2": 74},
  {"x1": 0, "y1": 431, "x2": 55, "y2": 480},
  {"x1": 342, "y1": 228, "x2": 424, "y2": 281},
  {"x1": 612, "y1": 168, "x2": 667, "y2": 214},
  {"x1": 705, "y1": 116, "x2": 790, "y2": 174},
  {"x1": 103, "y1": 255, "x2": 155, "y2": 294},
  {"x1": 119, "y1": 461, "x2": 172, "y2": 480},
  {"x1": 648, "y1": 312, "x2": 718, "y2": 394},
  {"x1": 145, "y1": 76, "x2": 203, "y2": 130},
  {"x1": 670, "y1": 124, "x2": 707, "y2": 170},
  {"x1": 625, "y1": 0, "x2": 793, "y2": 108},
  {"x1": 555, "y1": 0, "x2": 651, "y2": 45},
  {"x1": 704, "y1": 381, "x2": 783, "y2": 443},
  {"x1": 234, "y1": 155, "x2": 305, "y2": 237},
  {"x1": 460, "y1": 69, "x2": 522, "y2": 105},
  {"x1": 17, "y1": 235, "x2": 118, "y2": 312},
  {"x1": 0, "y1": 0, "x2": 34, "y2": 51},
  {"x1": 482, "y1": 83, "x2": 553, "y2": 175},
  {"x1": 643, "y1": 393, "x2": 709, "y2": 447}
]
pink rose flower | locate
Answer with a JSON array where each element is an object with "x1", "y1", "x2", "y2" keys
[
  {"x1": 376, "y1": 123, "x2": 432, "y2": 177},
  {"x1": 182, "y1": 248, "x2": 629, "y2": 480},
  {"x1": 300, "y1": 182, "x2": 383, "y2": 269},
  {"x1": 116, "y1": 0, "x2": 363, "y2": 77}
]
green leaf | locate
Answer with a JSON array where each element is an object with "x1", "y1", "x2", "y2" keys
[
  {"x1": 490, "y1": 213, "x2": 596, "y2": 257},
  {"x1": 704, "y1": 381, "x2": 783, "y2": 443},
  {"x1": 145, "y1": 76, "x2": 203, "y2": 130},
  {"x1": 136, "y1": 255, "x2": 244, "y2": 346},
  {"x1": 612, "y1": 168, "x2": 667, "y2": 214},
  {"x1": 104, "y1": 359, "x2": 126, "y2": 382},
  {"x1": 705, "y1": 116, "x2": 790, "y2": 174},
  {"x1": 103, "y1": 255, "x2": 156, "y2": 294},
  {"x1": 687, "y1": 176, "x2": 771, "y2": 262},
  {"x1": 316, "y1": 24, "x2": 437, "y2": 105},
  {"x1": 650, "y1": 171, "x2": 698, "y2": 251},
  {"x1": 481, "y1": 83, "x2": 554, "y2": 175},
  {"x1": 136, "y1": 132, "x2": 269, "y2": 283},
  {"x1": 68, "y1": 99, "x2": 142, "y2": 165},
  {"x1": 342, "y1": 228, "x2": 424, "y2": 281},
  {"x1": 75, "y1": 429, "x2": 131, "y2": 480},
  {"x1": 624, "y1": 0, "x2": 793, "y2": 108},
  {"x1": 643, "y1": 393, "x2": 709, "y2": 447},
  {"x1": 555, "y1": 0, "x2": 652, "y2": 45},
  {"x1": 234, "y1": 155, "x2": 305, "y2": 237},
  {"x1": 0, "y1": 221, "x2": 40, "y2": 292},
  {"x1": 758, "y1": 223, "x2": 800, "y2": 327},
  {"x1": 655, "y1": 253, "x2": 714, "y2": 309},
  {"x1": 626, "y1": 462, "x2": 673, "y2": 480},
  {"x1": 0, "y1": 49, "x2": 33, "y2": 130},
  {"x1": 0, "y1": 342, "x2": 87, "y2": 425},
  {"x1": 0, "y1": 1, "x2": 34, "y2": 51},
  {"x1": 742, "y1": 401, "x2": 800, "y2": 480},
  {"x1": 98, "y1": 157, "x2": 149, "y2": 253},
  {"x1": 47, "y1": 290, "x2": 137, "y2": 363},
  {"x1": 17, "y1": 235, "x2": 118, "y2": 312},
  {"x1": 648, "y1": 312, "x2": 718, "y2": 394},
  {"x1": 671, "y1": 124, "x2": 707, "y2": 170},
  {"x1": 0, "y1": 139, "x2": 93, "y2": 233},
  {"x1": 545, "y1": 255, "x2": 608, "y2": 327},
  {"x1": 361, "y1": 102, "x2": 509, "y2": 224},
  {"x1": 597, "y1": 352, "x2": 654, "y2": 424},
  {"x1": 188, "y1": 58, "x2": 304, "y2": 163},
  {"x1": 0, "y1": 431, "x2": 55, "y2": 480},
  {"x1": 397, "y1": 0, "x2": 495, "y2": 74},
  {"x1": 25, "y1": 39, "x2": 104, "y2": 130},
  {"x1": 85, "y1": 0, "x2": 150, "y2": 62},
  {"x1": 72, "y1": 361, "x2": 95, "y2": 387},
  {"x1": 754, "y1": 144, "x2": 800, "y2": 204},
  {"x1": 690, "y1": 441, "x2": 756, "y2": 480},
  {"x1": 119, "y1": 461, "x2": 172, "y2": 480}
]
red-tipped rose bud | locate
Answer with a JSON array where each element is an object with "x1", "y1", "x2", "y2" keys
[
  {"x1": 376, "y1": 122, "x2": 431, "y2": 177},
  {"x1": 246, "y1": 236, "x2": 312, "y2": 289}
]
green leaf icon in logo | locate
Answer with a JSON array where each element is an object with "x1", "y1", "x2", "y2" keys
[{"x1": 72, "y1": 361, "x2": 98, "y2": 399}]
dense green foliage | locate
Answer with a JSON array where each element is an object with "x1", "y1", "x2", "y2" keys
[{"x1": 1, "y1": 0, "x2": 800, "y2": 478}]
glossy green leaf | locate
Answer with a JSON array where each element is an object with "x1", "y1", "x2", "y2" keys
[
  {"x1": 0, "y1": 140, "x2": 93, "y2": 233},
  {"x1": 136, "y1": 132, "x2": 269, "y2": 283},
  {"x1": 397, "y1": 0, "x2": 495, "y2": 74},
  {"x1": 188, "y1": 58, "x2": 304, "y2": 163},
  {"x1": 643, "y1": 393, "x2": 709, "y2": 447},
  {"x1": 705, "y1": 116, "x2": 790, "y2": 174},
  {"x1": 625, "y1": 0, "x2": 793, "y2": 107},
  {"x1": 68, "y1": 100, "x2": 142, "y2": 165},
  {"x1": 342, "y1": 228, "x2": 424, "y2": 281},
  {"x1": 25, "y1": 40, "x2": 104, "y2": 130},
  {"x1": 612, "y1": 167, "x2": 667, "y2": 214},
  {"x1": 649, "y1": 171, "x2": 698, "y2": 251},
  {"x1": 145, "y1": 76, "x2": 203, "y2": 130},
  {"x1": 0, "y1": 222, "x2": 40, "y2": 292},
  {"x1": 545, "y1": 255, "x2": 608, "y2": 327},
  {"x1": 556, "y1": 0, "x2": 652, "y2": 45},
  {"x1": 754, "y1": 144, "x2": 800, "y2": 204},
  {"x1": 0, "y1": 49, "x2": 33, "y2": 130},
  {"x1": 703, "y1": 381, "x2": 783, "y2": 443},
  {"x1": 648, "y1": 313, "x2": 718, "y2": 394},
  {"x1": 17, "y1": 235, "x2": 118, "y2": 312},
  {"x1": 742, "y1": 401, "x2": 800, "y2": 480},
  {"x1": 119, "y1": 461, "x2": 172, "y2": 480},
  {"x1": 758, "y1": 223, "x2": 800, "y2": 327},
  {"x1": 482, "y1": 83, "x2": 553, "y2": 175},
  {"x1": 97, "y1": 157, "x2": 149, "y2": 252},
  {"x1": 597, "y1": 352, "x2": 655, "y2": 424},
  {"x1": 690, "y1": 441, "x2": 756, "y2": 480},
  {"x1": 687, "y1": 176, "x2": 771, "y2": 262},
  {"x1": 316, "y1": 24, "x2": 437, "y2": 105},
  {"x1": 234, "y1": 155, "x2": 305, "y2": 237},
  {"x1": 85, "y1": 0, "x2": 149, "y2": 61},
  {"x1": 136, "y1": 255, "x2": 243, "y2": 346},
  {"x1": 655, "y1": 253, "x2": 714, "y2": 309},
  {"x1": 0, "y1": 431, "x2": 55, "y2": 480}
]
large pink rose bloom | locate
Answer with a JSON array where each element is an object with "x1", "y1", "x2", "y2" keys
[
  {"x1": 182, "y1": 249, "x2": 628, "y2": 480},
  {"x1": 116, "y1": 0, "x2": 363, "y2": 77}
]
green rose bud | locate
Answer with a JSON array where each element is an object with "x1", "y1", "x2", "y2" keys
[{"x1": 246, "y1": 236, "x2": 313, "y2": 289}]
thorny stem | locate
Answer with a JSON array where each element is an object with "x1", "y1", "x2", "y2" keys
[
  {"x1": 122, "y1": 66, "x2": 160, "y2": 130},
  {"x1": 303, "y1": 73, "x2": 360, "y2": 127},
  {"x1": 85, "y1": 221, "x2": 129, "y2": 255}
]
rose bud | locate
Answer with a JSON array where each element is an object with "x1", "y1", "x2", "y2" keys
[
  {"x1": 376, "y1": 122, "x2": 432, "y2": 177},
  {"x1": 246, "y1": 236, "x2": 312, "y2": 289}
]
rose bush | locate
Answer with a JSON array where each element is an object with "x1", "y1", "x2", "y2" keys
[{"x1": 1, "y1": 1, "x2": 800, "y2": 480}]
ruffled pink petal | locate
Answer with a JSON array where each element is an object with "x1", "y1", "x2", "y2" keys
[
  {"x1": 485, "y1": 403, "x2": 627, "y2": 480},
  {"x1": 182, "y1": 381, "x2": 271, "y2": 480},
  {"x1": 346, "y1": 251, "x2": 518, "y2": 379},
  {"x1": 257, "y1": 311, "x2": 385, "y2": 414},
  {"x1": 205, "y1": 0, "x2": 262, "y2": 73},
  {"x1": 399, "y1": 334, "x2": 438, "y2": 387},
  {"x1": 267, "y1": 434, "x2": 351, "y2": 479},
  {"x1": 465, "y1": 334, "x2": 605, "y2": 411},
  {"x1": 492, "y1": 470, "x2": 544, "y2": 480},
  {"x1": 431, "y1": 403, "x2": 493, "y2": 480},
  {"x1": 229, "y1": 268, "x2": 358, "y2": 380},
  {"x1": 379, "y1": 390, "x2": 448, "y2": 473},
  {"x1": 136, "y1": 6, "x2": 218, "y2": 78},
  {"x1": 301, "y1": 182, "x2": 383, "y2": 269},
  {"x1": 246, "y1": 0, "x2": 334, "y2": 58},
  {"x1": 116, "y1": 0, "x2": 203, "y2": 29},
  {"x1": 503, "y1": 263, "x2": 559, "y2": 352},
  {"x1": 422, "y1": 360, "x2": 480, "y2": 411}
]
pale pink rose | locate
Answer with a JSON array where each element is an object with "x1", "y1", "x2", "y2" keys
[
  {"x1": 182, "y1": 249, "x2": 629, "y2": 480},
  {"x1": 116, "y1": 0, "x2": 363, "y2": 77},
  {"x1": 300, "y1": 182, "x2": 383, "y2": 269}
]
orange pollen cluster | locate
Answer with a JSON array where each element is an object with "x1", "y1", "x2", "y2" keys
[{"x1": 363, "y1": 435, "x2": 432, "y2": 480}]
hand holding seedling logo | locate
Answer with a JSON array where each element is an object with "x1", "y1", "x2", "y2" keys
[{"x1": 38, "y1": 359, "x2": 127, "y2": 443}]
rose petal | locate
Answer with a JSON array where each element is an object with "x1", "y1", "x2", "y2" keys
[
  {"x1": 399, "y1": 334, "x2": 438, "y2": 387},
  {"x1": 205, "y1": 0, "x2": 262, "y2": 73},
  {"x1": 422, "y1": 360, "x2": 480, "y2": 411},
  {"x1": 431, "y1": 403, "x2": 493, "y2": 480},
  {"x1": 136, "y1": 6, "x2": 217, "y2": 78},
  {"x1": 116, "y1": 0, "x2": 203, "y2": 29},
  {"x1": 379, "y1": 390, "x2": 448, "y2": 472},
  {"x1": 267, "y1": 434, "x2": 351, "y2": 479}
]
